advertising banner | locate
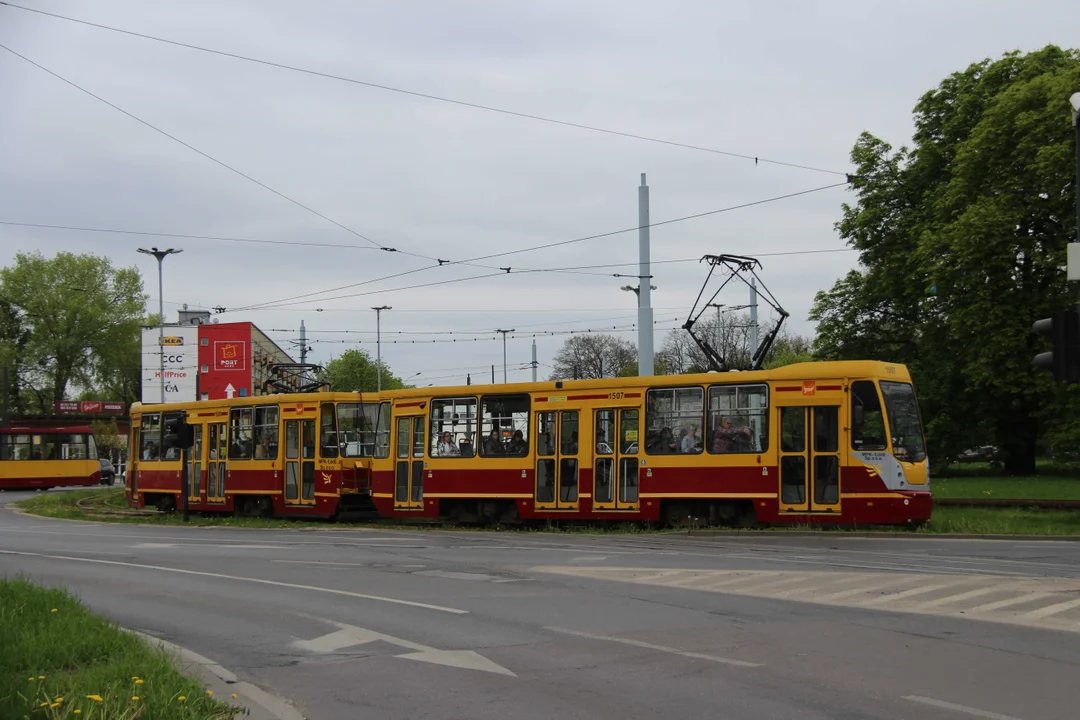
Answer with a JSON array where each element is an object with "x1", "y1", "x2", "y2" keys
[{"x1": 141, "y1": 327, "x2": 198, "y2": 404}]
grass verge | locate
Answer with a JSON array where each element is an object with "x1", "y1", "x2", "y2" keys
[
  {"x1": 931, "y1": 475, "x2": 1080, "y2": 500},
  {"x1": 14, "y1": 488, "x2": 1080, "y2": 537},
  {"x1": 917, "y1": 506, "x2": 1080, "y2": 535},
  {"x1": 0, "y1": 576, "x2": 239, "y2": 719}
]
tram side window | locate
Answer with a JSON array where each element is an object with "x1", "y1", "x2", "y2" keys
[
  {"x1": 229, "y1": 407, "x2": 254, "y2": 460},
  {"x1": 319, "y1": 403, "x2": 338, "y2": 459},
  {"x1": 1, "y1": 434, "x2": 32, "y2": 460},
  {"x1": 160, "y1": 412, "x2": 186, "y2": 460},
  {"x1": 338, "y1": 402, "x2": 392, "y2": 458},
  {"x1": 851, "y1": 381, "x2": 886, "y2": 451},
  {"x1": 141, "y1": 414, "x2": 161, "y2": 461},
  {"x1": 255, "y1": 405, "x2": 280, "y2": 459},
  {"x1": 479, "y1": 394, "x2": 530, "y2": 457},
  {"x1": 708, "y1": 384, "x2": 769, "y2": 454},
  {"x1": 645, "y1": 387, "x2": 704, "y2": 454},
  {"x1": 430, "y1": 397, "x2": 478, "y2": 457}
]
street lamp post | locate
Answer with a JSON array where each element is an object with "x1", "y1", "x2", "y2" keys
[
  {"x1": 137, "y1": 247, "x2": 182, "y2": 403},
  {"x1": 372, "y1": 306, "x2": 391, "y2": 392},
  {"x1": 495, "y1": 329, "x2": 515, "y2": 383}
]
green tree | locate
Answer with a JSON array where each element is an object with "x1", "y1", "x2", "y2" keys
[
  {"x1": 0, "y1": 251, "x2": 147, "y2": 413},
  {"x1": 549, "y1": 334, "x2": 636, "y2": 379},
  {"x1": 322, "y1": 348, "x2": 405, "y2": 392},
  {"x1": 810, "y1": 46, "x2": 1080, "y2": 474}
]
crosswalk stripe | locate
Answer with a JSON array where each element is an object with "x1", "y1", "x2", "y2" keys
[{"x1": 1022, "y1": 597, "x2": 1080, "y2": 620}]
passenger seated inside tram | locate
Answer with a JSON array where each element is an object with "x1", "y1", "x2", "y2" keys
[
  {"x1": 680, "y1": 425, "x2": 702, "y2": 453},
  {"x1": 483, "y1": 429, "x2": 503, "y2": 455},
  {"x1": 437, "y1": 431, "x2": 459, "y2": 456},
  {"x1": 713, "y1": 416, "x2": 752, "y2": 452},
  {"x1": 647, "y1": 427, "x2": 677, "y2": 454},
  {"x1": 507, "y1": 430, "x2": 528, "y2": 455},
  {"x1": 562, "y1": 431, "x2": 578, "y2": 455}
]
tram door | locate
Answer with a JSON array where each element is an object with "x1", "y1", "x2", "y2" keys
[
  {"x1": 284, "y1": 419, "x2": 317, "y2": 507},
  {"x1": 592, "y1": 408, "x2": 640, "y2": 511},
  {"x1": 187, "y1": 424, "x2": 204, "y2": 504},
  {"x1": 129, "y1": 423, "x2": 140, "y2": 494},
  {"x1": 534, "y1": 410, "x2": 580, "y2": 511},
  {"x1": 207, "y1": 422, "x2": 227, "y2": 503},
  {"x1": 394, "y1": 415, "x2": 425, "y2": 510},
  {"x1": 777, "y1": 405, "x2": 841, "y2": 514}
]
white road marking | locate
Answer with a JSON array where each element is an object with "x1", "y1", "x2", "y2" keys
[
  {"x1": 1022, "y1": 597, "x2": 1080, "y2": 619},
  {"x1": 902, "y1": 695, "x2": 1023, "y2": 720},
  {"x1": 294, "y1": 617, "x2": 515, "y2": 677},
  {"x1": 546, "y1": 626, "x2": 762, "y2": 668},
  {"x1": 413, "y1": 570, "x2": 500, "y2": 581},
  {"x1": 570, "y1": 556, "x2": 609, "y2": 562},
  {"x1": 0, "y1": 549, "x2": 466, "y2": 614}
]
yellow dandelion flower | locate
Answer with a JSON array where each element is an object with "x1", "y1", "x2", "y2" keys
[
  {"x1": 131, "y1": 676, "x2": 140, "y2": 681},
  {"x1": 40, "y1": 702, "x2": 49, "y2": 707},
  {"x1": 55, "y1": 697, "x2": 64, "y2": 702},
  {"x1": 28, "y1": 677, "x2": 34, "y2": 681},
  {"x1": 231, "y1": 693, "x2": 237, "y2": 698},
  {"x1": 135, "y1": 679, "x2": 144, "y2": 685},
  {"x1": 51, "y1": 608, "x2": 58, "y2": 613},
  {"x1": 206, "y1": 690, "x2": 213, "y2": 696},
  {"x1": 132, "y1": 696, "x2": 140, "y2": 701},
  {"x1": 38, "y1": 676, "x2": 45, "y2": 680},
  {"x1": 50, "y1": 703, "x2": 60, "y2": 708},
  {"x1": 178, "y1": 696, "x2": 187, "y2": 702},
  {"x1": 87, "y1": 695, "x2": 103, "y2": 702}
]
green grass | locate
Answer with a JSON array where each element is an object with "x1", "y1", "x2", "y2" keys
[
  {"x1": 0, "y1": 577, "x2": 239, "y2": 719},
  {"x1": 16, "y1": 487, "x2": 1080, "y2": 537},
  {"x1": 931, "y1": 475, "x2": 1080, "y2": 500},
  {"x1": 918, "y1": 506, "x2": 1080, "y2": 535},
  {"x1": 15, "y1": 489, "x2": 335, "y2": 528}
]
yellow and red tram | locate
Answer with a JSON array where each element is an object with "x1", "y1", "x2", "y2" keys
[
  {"x1": 127, "y1": 360, "x2": 931, "y2": 526},
  {"x1": 0, "y1": 426, "x2": 102, "y2": 489}
]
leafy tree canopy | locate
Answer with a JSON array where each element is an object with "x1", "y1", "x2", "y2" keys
[
  {"x1": 0, "y1": 251, "x2": 147, "y2": 413},
  {"x1": 322, "y1": 348, "x2": 406, "y2": 392},
  {"x1": 810, "y1": 46, "x2": 1080, "y2": 473},
  {"x1": 550, "y1": 334, "x2": 636, "y2": 379}
]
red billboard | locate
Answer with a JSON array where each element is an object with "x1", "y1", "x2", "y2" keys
[{"x1": 198, "y1": 322, "x2": 253, "y2": 400}]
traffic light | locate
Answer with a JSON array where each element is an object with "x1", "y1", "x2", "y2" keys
[{"x1": 1033, "y1": 309, "x2": 1080, "y2": 383}]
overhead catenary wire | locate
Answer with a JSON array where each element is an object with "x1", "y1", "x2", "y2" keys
[
  {"x1": 226, "y1": 182, "x2": 850, "y2": 313},
  {"x1": 0, "y1": 1, "x2": 849, "y2": 177},
  {"x1": 0, "y1": 42, "x2": 617, "y2": 287}
]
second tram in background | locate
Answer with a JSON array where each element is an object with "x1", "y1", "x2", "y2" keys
[{"x1": 126, "y1": 360, "x2": 930, "y2": 527}]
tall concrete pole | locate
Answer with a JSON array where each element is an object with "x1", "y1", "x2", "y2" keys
[
  {"x1": 637, "y1": 174, "x2": 654, "y2": 376},
  {"x1": 531, "y1": 339, "x2": 538, "y2": 382},
  {"x1": 750, "y1": 277, "x2": 759, "y2": 357},
  {"x1": 496, "y1": 329, "x2": 515, "y2": 383},
  {"x1": 372, "y1": 306, "x2": 391, "y2": 391}
]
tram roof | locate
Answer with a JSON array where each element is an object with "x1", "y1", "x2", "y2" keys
[{"x1": 129, "y1": 360, "x2": 911, "y2": 414}]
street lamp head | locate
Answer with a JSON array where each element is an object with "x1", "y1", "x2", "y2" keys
[
  {"x1": 1071, "y1": 92, "x2": 1080, "y2": 125},
  {"x1": 137, "y1": 247, "x2": 183, "y2": 260}
]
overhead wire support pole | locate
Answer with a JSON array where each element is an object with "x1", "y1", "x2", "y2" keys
[
  {"x1": 496, "y1": 330, "x2": 515, "y2": 383},
  {"x1": 372, "y1": 306, "x2": 391, "y2": 391},
  {"x1": 637, "y1": 174, "x2": 654, "y2": 376}
]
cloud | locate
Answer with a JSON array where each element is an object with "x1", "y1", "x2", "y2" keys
[{"x1": 2, "y1": 0, "x2": 1073, "y2": 383}]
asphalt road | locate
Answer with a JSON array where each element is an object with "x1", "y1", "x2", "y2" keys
[{"x1": 3, "y1": 488, "x2": 1080, "y2": 720}]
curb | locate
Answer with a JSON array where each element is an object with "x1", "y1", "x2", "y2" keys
[
  {"x1": 127, "y1": 630, "x2": 306, "y2": 720},
  {"x1": 7, "y1": 495, "x2": 1080, "y2": 542},
  {"x1": 685, "y1": 530, "x2": 1080, "y2": 541}
]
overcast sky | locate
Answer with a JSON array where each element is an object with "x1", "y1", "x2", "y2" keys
[{"x1": 2, "y1": 0, "x2": 1076, "y2": 386}]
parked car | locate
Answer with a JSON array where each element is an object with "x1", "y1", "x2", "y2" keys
[
  {"x1": 99, "y1": 458, "x2": 116, "y2": 485},
  {"x1": 956, "y1": 446, "x2": 1000, "y2": 463}
]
